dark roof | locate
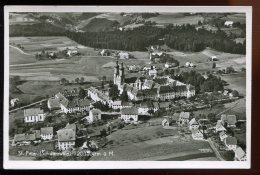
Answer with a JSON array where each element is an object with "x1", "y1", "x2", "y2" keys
[
  {"x1": 57, "y1": 129, "x2": 76, "y2": 142},
  {"x1": 153, "y1": 102, "x2": 159, "y2": 109},
  {"x1": 180, "y1": 112, "x2": 190, "y2": 119},
  {"x1": 159, "y1": 85, "x2": 175, "y2": 94},
  {"x1": 225, "y1": 137, "x2": 237, "y2": 145},
  {"x1": 32, "y1": 130, "x2": 41, "y2": 139},
  {"x1": 41, "y1": 127, "x2": 53, "y2": 135},
  {"x1": 66, "y1": 98, "x2": 91, "y2": 108},
  {"x1": 159, "y1": 102, "x2": 171, "y2": 108},
  {"x1": 174, "y1": 85, "x2": 187, "y2": 92},
  {"x1": 154, "y1": 78, "x2": 168, "y2": 85},
  {"x1": 139, "y1": 101, "x2": 154, "y2": 108},
  {"x1": 121, "y1": 107, "x2": 138, "y2": 115},
  {"x1": 14, "y1": 133, "x2": 36, "y2": 142},
  {"x1": 221, "y1": 114, "x2": 237, "y2": 125},
  {"x1": 125, "y1": 77, "x2": 138, "y2": 84}
]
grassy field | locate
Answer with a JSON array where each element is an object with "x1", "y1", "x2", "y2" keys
[
  {"x1": 220, "y1": 73, "x2": 246, "y2": 96},
  {"x1": 9, "y1": 46, "x2": 36, "y2": 65},
  {"x1": 221, "y1": 13, "x2": 246, "y2": 24},
  {"x1": 91, "y1": 125, "x2": 212, "y2": 160},
  {"x1": 149, "y1": 13, "x2": 204, "y2": 25}
]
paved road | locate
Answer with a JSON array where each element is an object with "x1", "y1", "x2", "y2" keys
[
  {"x1": 207, "y1": 138, "x2": 225, "y2": 161},
  {"x1": 9, "y1": 99, "x2": 47, "y2": 113}
]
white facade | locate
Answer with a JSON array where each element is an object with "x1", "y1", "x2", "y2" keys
[
  {"x1": 41, "y1": 134, "x2": 53, "y2": 140},
  {"x1": 121, "y1": 114, "x2": 138, "y2": 123},
  {"x1": 24, "y1": 114, "x2": 45, "y2": 123},
  {"x1": 58, "y1": 141, "x2": 75, "y2": 150},
  {"x1": 60, "y1": 104, "x2": 90, "y2": 114}
]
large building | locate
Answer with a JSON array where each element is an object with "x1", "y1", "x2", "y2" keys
[
  {"x1": 24, "y1": 108, "x2": 45, "y2": 123},
  {"x1": 114, "y1": 61, "x2": 125, "y2": 86}
]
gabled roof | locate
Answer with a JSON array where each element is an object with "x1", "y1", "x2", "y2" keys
[
  {"x1": 235, "y1": 146, "x2": 246, "y2": 159},
  {"x1": 159, "y1": 85, "x2": 174, "y2": 94},
  {"x1": 121, "y1": 107, "x2": 138, "y2": 115},
  {"x1": 221, "y1": 114, "x2": 237, "y2": 125},
  {"x1": 191, "y1": 129, "x2": 203, "y2": 135},
  {"x1": 189, "y1": 118, "x2": 199, "y2": 125},
  {"x1": 90, "y1": 109, "x2": 101, "y2": 115},
  {"x1": 112, "y1": 100, "x2": 122, "y2": 106},
  {"x1": 64, "y1": 123, "x2": 77, "y2": 133},
  {"x1": 216, "y1": 120, "x2": 226, "y2": 131},
  {"x1": 32, "y1": 130, "x2": 41, "y2": 139},
  {"x1": 48, "y1": 98, "x2": 60, "y2": 108},
  {"x1": 143, "y1": 80, "x2": 154, "y2": 88},
  {"x1": 41, "y1": 127, "x2": 53, "y2": 135},
  {"x1": 219, "y1": 131, "x2": 227, "y2": 137},
  {"x1": 225, "y1": 137, "x2": 237, "y2": 145},
  {"x1": 66, "y1": 98, "x2": 91, "y2": 108},
  {"x1": 180, "y1": 112, "x2": 190, "y2": 119},
  {"x1": 172, "y1": 113, "x2": 180, "y2": 121},
  {"x1": 139, "y1": 101, "x2": 154, "y2": 108},
  {"x1": 14, "y1": 133, "x2": 36, "y2": 142},
  {"x1": 152, "y1": 102, "x2": 159, "y2": 109},
  {"x1": 24, "y1": 108, "x2": 44, "y2": 117},
  {"x1": 159, "y1": 102, "x2": 171, "y2": 108},
  {"x1": 57, "y1": 129, "x2": 76, "y2": 142}
]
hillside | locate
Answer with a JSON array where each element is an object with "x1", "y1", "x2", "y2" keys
[{"x1": 81, "y1": 18, "x2": 119, "y2": 32}]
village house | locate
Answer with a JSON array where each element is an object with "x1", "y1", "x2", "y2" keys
[
  {"x1": 159, "y1": 101, "x2": 171, "y2": 110},
  {"x1": 47, "y1": 97, "x2": 61, "y2": 110},
  {"x1": 100, "y1": 49, "x2": 110, "y2": 56},
  {"x1": 148, "y1": 69, "x2": 158, "y2": 78},
  {"x1": 149, "y1": 45, "x2": 165, "y2": 61},
  {"x1": 31, "y1": 129, "x2": 41, "y2": 140},
  {"x1": 57, "y1": 128, "x2": 76, "y2": 150},
  {"x1": 24, "y1": 108, "x2": 46, "y2": 123},
  {"x1": 86, "y1": 109, "x2": 102, "y2": 124},
  {"x1": 179, "y1": 112, "x2": 190, "y2": 126},
  {"x1": 138, "y1": 101, "x2": 154, "y2": 115},
  {"x1": 60, "y1": 98, "x2": 91, "y2": 114},
  {"x1": 142, "y1": 80, "x2": 154, "y2": 90},
  {"x1": 88, "y1": 87, "x2": 111, "y2": 105},
  {"x1": 211, "y1": 55, "x2": 217, "y2": 61},
  {"x1": 121, "y1": 107, "x2": 139, "y2": 123},
  {"x1": 162, "y1": 116, "x2": 173, "y2": 127},
  {"x1": 215, "y1": 120, "x2": 227, "y2": 132},
  {"x1": 40, "y1": 127, "x2": 54, "y2": 140},
  {"x1": 224, "y1": 21, "x2": 234, "y2": 27},
  {"x1": 219, "y1": 131, "x2": 228, "y2": 141},
  {"x1": 118, "y1": 52, "x2": 129, "y2": 59},
  {"x1": 235, "y1": 146, "x2": 247, "y2": 161},
  {"x1": 189, "y1": 118, "x2": 200, "y2": 130},
  {"x1": 111, "y1": 100, "x2": 133, "y2": 110},
  {"x1": 224, "y1": 136, "x2": 237, "y2": 151},
  {"x1": 191, "y1": 129, "x2": 204, "y2": 140},
  {"x1": 221, "y1": 114, "x2": 237, "y2": 128},
  {"x1": 12, "y1": 133, "x2": 36, "y2": 146},
  {"x1": 64, "y1": 123, "x2": 77, "y2": 133},
  {"x1": 152, "y1": 102, "x2": 160, "y2": 112},
  {"x1": 10, "y1": 98, "x2": 19, "y2": 107}
]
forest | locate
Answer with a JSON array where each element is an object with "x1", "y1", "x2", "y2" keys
[{"x1": 10, "y1": 22, "x2": 246, "y2": 54}]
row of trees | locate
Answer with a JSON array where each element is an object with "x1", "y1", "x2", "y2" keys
[{"x1": 175, "y1": 71, "x2": 225, "y2": 93}]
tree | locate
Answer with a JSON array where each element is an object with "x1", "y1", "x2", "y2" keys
[
  {"x1": 80, "y1": 77, "x2": 85, "y2": 84},
  {"x1": 198, "y1": 20, "x2": 202, "y2": 26},
  {"x1": 109, "y1": 84, "x2": 119, "y2": 101},
  {"x1": 120, "y1": 90, "x2": 128, "y2": 102},
  {"x1": 78, "y1": 87, "x2": 86, "y2": 99},
  {"x1": 231, "y1": 90, "x2": 239, "y2": 97},
  {"x1": 212, "y1": 62, "x2": 216, "y2": 68},
  {"x1": 226, "y1": 66, "x2": 235, "y2": 74},
  {"x1": 75, "y1": 77, "x2": 80, "y2": 84},
  {"x1": 169, "y1": 69, "x2": 175, "y2": 78},
  {"x1": 60, "y1": 78, "x2": 67, "y2": 85},
  {"x1": 207, "y1": 113, "x2": 217, "y2": 123}
]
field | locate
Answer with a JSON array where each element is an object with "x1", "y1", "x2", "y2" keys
[
  {"x1": 220, "y1": 73, "x2": 246, "y2": 96},
  {"x1": 91, "y1": 125, "x2": 213, "y2": 160},
  {"x1": 149, "y1": 13, "x2": 204, "y2": 25},
  {"x1": 221, "y1": 13, "x2": 246, "y2": 24}
]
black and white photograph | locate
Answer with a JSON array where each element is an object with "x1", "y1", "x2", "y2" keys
[{"x1": 3, "y1": 6, "x2": 252, "y2": 169}]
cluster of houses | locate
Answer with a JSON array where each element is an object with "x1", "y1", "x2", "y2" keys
[
  {"x1": 214, "y1": 114, "x2": 247, "y2": 161},
  {"x1": 48, "y1": 92, "x2": 91, "y2": 114},
  {"x1": 99, "y1": 49, "x2": 130, "y2": 60}
]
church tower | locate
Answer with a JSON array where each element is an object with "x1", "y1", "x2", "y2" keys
[{"x1": 114, "y1": 61, "x2": 125, "y2": 86}]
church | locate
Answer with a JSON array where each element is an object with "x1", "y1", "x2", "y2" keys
[{"x1": 113, "y1": 61, "x2": 196, "y2": 101}]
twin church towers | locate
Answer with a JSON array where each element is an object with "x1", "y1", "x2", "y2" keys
[{"x1": 113, "y1": 61, "x2": 125, "y2": 86}]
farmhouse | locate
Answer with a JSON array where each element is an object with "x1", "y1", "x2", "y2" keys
[
  {"x1": 179, "y1": 112, "x2": 190, "y2": 126},
  {"x1": 215, "y1": 120, "x2": 227, "y2": 132},
  {"x1": 47, "y1": 98, "x2": 60, "y2": 110},
  {"x1": 57, "y1": 129, "x2": 76, "y2": 150},
  {"x1": 219, "y1": 131, "x2": 228, "y2": 141},
  {"x1": 189, "y1": 118, "x2": 200, "y2": 130},
  {"x1": 24, "y1": 108, "x2": 45, "y2": 123},
  {"x1": 40, "y1": 127, "x2": 53, "y2": 140},
  {"x1": 221, "y1": 114, "x2": 237, "y2": 128},
  {"x1": 224, "y1": 137, "x2": 237, "y2": 151},
  {"x1": 118, "y1": 52, "x2": 129, "y2": 59},
  {"x1": 10, "y1": 98, "x2": 19, "y2": 107},
  {"x1": 13, "y1": 133, "x2": 36, "y2": 146},
  {"x1": 86, "y1": 109, "x2": 102, "y2": 124},
  {"x1": 224, "y1": 21, "x2": 234, "y2": 27},
  {"x1": 162, "y1": 117, "x2": 173, "y2": 127},
  {"x1": 149, "y1": 45, "x2": 165, "y2": 61},
  {"x1": 235, "y1": 146, "x2": 247, "y2": 161},
  {"x1": 121, "y1": 107, "x2": 139, "y2": 123},
  {"x1": 191, "y1": 129, "x2": 204, "y2": 140},
  {"x1": 211, "y1": 55, "x2": 217, "y2": 61}
]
